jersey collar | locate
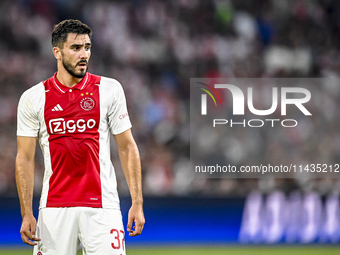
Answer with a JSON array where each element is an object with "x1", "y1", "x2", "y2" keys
[{"x1": 52, "y1": 72, "x2": 89, "y2": 93}]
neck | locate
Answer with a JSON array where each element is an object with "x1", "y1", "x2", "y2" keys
[{"x1": 56, "y1": 63, "x2": 83, "y2": 88}]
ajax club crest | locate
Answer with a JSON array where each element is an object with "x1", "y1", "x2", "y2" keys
[{"x1": 80, "y1": 97, "x2": 95, "y2": 111}]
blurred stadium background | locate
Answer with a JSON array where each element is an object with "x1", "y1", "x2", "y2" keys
[{"x1": 1, "y1": 0, "x2": 340, "y2": 253}]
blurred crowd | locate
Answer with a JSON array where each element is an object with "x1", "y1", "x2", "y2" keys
[{"x1": 1, "y1": 0, "x2": 340, "y2": 197}]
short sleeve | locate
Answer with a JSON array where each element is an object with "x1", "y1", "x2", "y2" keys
[
  {"x1": 107, "y1": 82, "x2": 132, "y2": 135},
  {"x1": 17, "y1": 91, "x2": 40, "y2": 137}
]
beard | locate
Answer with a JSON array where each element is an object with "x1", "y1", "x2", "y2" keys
[{"x1": 61, "y1": 55, "x2": 88, "y2": 79}]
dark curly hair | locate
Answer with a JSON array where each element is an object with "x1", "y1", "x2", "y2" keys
[{"x1": 51, "y1": 19, "x2": 92, "y2": 48}]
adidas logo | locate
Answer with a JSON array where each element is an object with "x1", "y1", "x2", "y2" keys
[{"x1": 52, "y1": 104, "x2": 63, "y2": 111}]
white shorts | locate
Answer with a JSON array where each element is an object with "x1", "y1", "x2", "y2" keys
[{"x1": 33, "y1": 207, "x2": 126, "y2": 255}]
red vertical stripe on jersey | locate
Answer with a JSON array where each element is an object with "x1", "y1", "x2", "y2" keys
[{"x1": 44, "y1": 73, "x2": 103, "y2": 207}]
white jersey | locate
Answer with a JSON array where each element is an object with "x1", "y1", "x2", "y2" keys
[{"x1": 17, "y1": 72, "x2": 132, "y2": 209}]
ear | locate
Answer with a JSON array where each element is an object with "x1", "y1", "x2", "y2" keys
[{"x1": 53, "y1": 47, "x2": 62, "y2": 60}]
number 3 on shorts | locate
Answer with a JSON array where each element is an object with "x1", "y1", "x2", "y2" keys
[{"x1": 110, "y1": 229, "x2": 125, "y2": 251}]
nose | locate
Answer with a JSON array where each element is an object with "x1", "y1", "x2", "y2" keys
[{"x1": 80, "y1": 47, "x2": 89, "y2": 59}]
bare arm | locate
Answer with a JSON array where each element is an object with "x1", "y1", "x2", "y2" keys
[
  {"x1": 114, "y1": 129, "x2": 145, "y2": 236},
  {"x1": 15, "y1": 136, "x2": 40, "y2": 246}
]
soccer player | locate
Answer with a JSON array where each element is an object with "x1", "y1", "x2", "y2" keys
[{"x1": 15, "y1": 19, "x2": 145, "y2": 255}]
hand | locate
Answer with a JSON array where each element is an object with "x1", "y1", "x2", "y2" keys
[
  {"x1": 20, "y1": 214, "x2": 41, "y2": 246},
  {"x1": 127, "y1": 203, "x2": 145, "y2": 236}
]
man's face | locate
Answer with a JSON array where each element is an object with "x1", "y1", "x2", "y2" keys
[{"x1": 60, "y1": 33, "x2": 91, "y2": 79}]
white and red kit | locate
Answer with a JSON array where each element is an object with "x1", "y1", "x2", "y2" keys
[{"x1": 17, "y1": 72, "x2": 132, "y2": 209}]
